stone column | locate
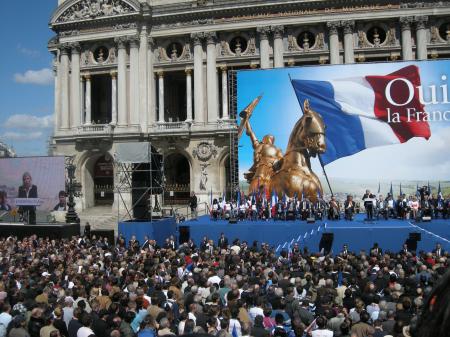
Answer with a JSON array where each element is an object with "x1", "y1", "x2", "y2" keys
[
  {"x1": 221, "y1": 65, "x2": 229, "y2": 119},
  {"x1": 401, "y1": 17, "x2": 414, "y2": 61},
  {"x1": 272, "y1": 25, "x2": 284, "y2": 68},
  {"x1": 70, "y1": 43, "x2": 81, "y2": 128},
  {"x1": 415, "y1": 16, "x2": 428, "y2": 60},
  {"x1": 327, "y1": 22, "x2": 340, "y2": 64},
  {"x1": 157, "y1": 71, "x2": 164, "y2": 123},
  {"x1": 111, "y1": 71, "x2": 118, "y2": 125},
  {"x1": 342, "y1": 20, "x2": 355, "y2": 64},
  {"x1": 192, "y1": 32, "x2": 205, "y2": 123},
  {"x1": 257, "y1": 26, "x2": 271, "y2": 69},
  {"x1": 139, "y1": 26, "x2": 149, "y2": 130},
  {"x1": 148, "y1": 37, "x2": 156, "y2": 124},
  {"x1": 115, "y1": 37, "x2": 128, "y2": 126},
  {"x1": 53, "y1": 52, "x2": 60, "y2": 132},
  {"x1": 60, "y1": 45, "x2": 70, "y2": 129},
  {"x1": 185, "y1": 68, "x2": 193, "y2": 122},
  {"x1": 129, "y1": 36, "x2": 140, "y2": 126},
  {"x1": 206, "y1": 32, "x2": 218, "y2": 123},
  {"x1": 80, "y1": 76, "x2": 85, "y2": 124},
  {"x1": 84, "y1": 74, "x2": 92, "y2": 125}
]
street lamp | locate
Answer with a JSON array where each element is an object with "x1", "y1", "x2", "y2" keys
[{"x1": 65, "y1": 156, "x2": 82, "y2": 224}]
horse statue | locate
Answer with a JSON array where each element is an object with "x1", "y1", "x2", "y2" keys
[{"x1": 269, "y1": 99, "x2": 326, "y2": 202}]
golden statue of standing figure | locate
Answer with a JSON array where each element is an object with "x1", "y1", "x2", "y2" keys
[{"x1": 240, "y1": 97, "x2": 326, "y2": 202}]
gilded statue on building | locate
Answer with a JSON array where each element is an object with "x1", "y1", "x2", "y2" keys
[{"x1": 240, "y1": 97, "x2": 326, "y2": 201}]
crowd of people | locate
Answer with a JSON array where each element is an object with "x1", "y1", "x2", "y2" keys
[
  {"x1": 0, "y1": 231, "x2": 447, "y2": 337},
  {"x1": 208, "y1": 186, "x2": 450, "y2": 222}
]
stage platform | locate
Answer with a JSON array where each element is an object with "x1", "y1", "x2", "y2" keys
[
  {"x1": 0, "y1": 222, "x2": 80, "y2": 239},
  {"x1": 178, "y1": 214, "x2": 450, "y2": 254}
]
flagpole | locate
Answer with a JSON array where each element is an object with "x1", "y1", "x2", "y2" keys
[{"x1": 318, "y1": 155, "x2": 334, "y2": 197}]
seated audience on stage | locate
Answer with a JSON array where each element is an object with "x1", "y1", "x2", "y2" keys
[{"x1": 0, "y1": 232, "x2": 446, "y2": 337}]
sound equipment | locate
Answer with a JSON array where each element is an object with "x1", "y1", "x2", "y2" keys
[
  {"x1": 319, "y1": 233, "x2": 334, "y2": 254},
  {"x1": 229, "y1": 217, "x2": 238, "y2": 224},
  {"x1": 422, "y1": 216, "x2": 431, "y2": 222},
  {"x1": 178, "y1": 226, "x2": 190, "y2": 244},
  {"x1": 90, "y1": 229, "x2": 115, "y2": 244},
  {"x1": 409, "y1": 232, "x2": 422, "y2": 241},
  {"x1": 406, "y1": 232, "x2": 422, "y2": 251},
  {"x1": 307, "y1": 217, "x2": 315, "y2": 223}
]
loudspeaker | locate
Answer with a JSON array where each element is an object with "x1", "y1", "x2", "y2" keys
[
  {"x1": 409, "y1": 232, "x2": 422, "y2": 241},
  {"x1": 90, "y1": 230, "x2": 115, "y2": 244},
  {"x1": 319, "y1": 233, "x2": 334, "y2": 254},
  {"x1": 178, "y1": 226, "x2": 190, "y2": 244},
  {"x1": 229, "y1": 218, "x2": 238, "y2": 224},
  {"x1": 307, "y1": 217, "x2": 316, "y2": 223},
  {"x1": 422, "y1": 216, "x2": 431, "y2": 222}
]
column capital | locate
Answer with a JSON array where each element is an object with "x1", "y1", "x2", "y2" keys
[
  {"x1": 114, "y1": 36, "x2": 128, "y2": 49},
  {"x1": 219, "y1": 64, "x2": 227, "y2": 72},
  {"x1": 271, "y1": 25, "x2": 285, "y2": 39},
  {"x1": 191, "y1": 32, "x2": 204, "y2": 46},
  {"x1": 68, "y1": 42, "x2": 81, "y2": 53},
  {"x1": 157, "y1": 70, "x2": 164, "y2": 78},
  {"x1": 257, "y1": 26, "x2": 271, "y2": 40},
  {"x1": 83, "y1": 73, "x2": 91, "y2": 81},
  {"x1": 185, "y1": 68, "x2": 193, "y2": 75},
  {"x1": 327, "y1": 21, "x2": 340, "y2": 35},
  {"x1": 110, "y1": 71, "x2": 117, "y2": 79},
  {"x1": 147, "y1": 36, "x2": 155, "y2": 47},
  {"x1": 400, "y1": 16, "x2": 413, "y2": 31},
  {"x1": 59, "y1": 43, "x2": 71, "y2": 55},
  {"x1": 341, "y1": 20, "x2": 355, "y2": 35},
  {"x1": 128, "y1": 35, "x2": 140, "y2": 48},
  {"x1": 205, "y1": 31, "x2": 217, "y2": 45},
  {"x1": 414, "y1": 15, "x2": 428, "y2": 30}
]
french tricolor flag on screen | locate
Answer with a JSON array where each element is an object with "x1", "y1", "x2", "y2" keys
[{"x1": 292, "y1": 65, "x2": 431, "y2": 165}]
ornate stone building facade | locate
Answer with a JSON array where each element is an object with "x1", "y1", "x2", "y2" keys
[{"x1": 49, "y1": 0, "x2": 450, "y2": 214}]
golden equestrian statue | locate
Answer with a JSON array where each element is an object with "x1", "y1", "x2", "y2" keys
[{"x1": 240, "y1": 97, "x2": 326, "y2": 202}]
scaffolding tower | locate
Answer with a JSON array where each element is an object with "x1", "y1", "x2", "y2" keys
[
  {"x1": 229, "y1": 69, "x2": 239, "y2": 197},
  {"x1": 114, "y1": 142, "x2": 164, "y2": 222}
]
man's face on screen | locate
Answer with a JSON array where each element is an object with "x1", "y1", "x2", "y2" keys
[{"x1": 23, "y1": 175, "x2": 32, "y2": 187}]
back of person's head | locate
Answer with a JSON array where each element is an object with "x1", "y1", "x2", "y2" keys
[
  {"x1": 80, "y1": 313, "x2": 92, "y2": 327},
  {"x1": 73, "y1": 307, "x2": 83, "y2": 319},
  {"x1": 124, "y1": 311, "x2": 136, "y2": 324},
  {"x1": 254, "y1": 315, "x2": 264, "y2": 328},
  {"x1": 275, "y1": 313, "x2": 284, "y2": 325},
  {"x1": 316, "y1": 316, "x2": 327, "y2": 329},
  {"x1": 360, "y1": 310, "x2": 370, "y2": 323},
  {"x1": 184, "y1": 319, "x2": 196, "y2": 334},
  {"x1": 340, "y1": 320, "x2": 350, "y2": 335}
]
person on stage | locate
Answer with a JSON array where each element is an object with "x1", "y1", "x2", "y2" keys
[
  {"x1": 344, "y1": 195, "x2": 355, "y2": 221},
  {"x1": 53, "y1": 191, "x2": 67, "y2": 211},
  {"x1": 410, "y1": 196, "x2": 420, "y2": 220},
  {"x1": 300, "y1": 197, "x2": 311, "y2": 221},
  {"x1": 189, "y1": 192, "x2": 198, "y2": 220},
  {"x1": 421, "y1": 195, "x2": 433, "y2": 218},
  {"x1": 0, "y1": 191, "x2": 12, "y2": 211},
  {"x1": 18, "y1": 171, "x2": 38, "y2": 224},
  {"x1": 328, "y1": 196, "x2": 340, "y2": 220},
  {"x1": 376, "y1": 194, "x2": 387, "y2": 220},
  {"x1": 362, "y1": 189, "x2": 375, "y2": 221}
]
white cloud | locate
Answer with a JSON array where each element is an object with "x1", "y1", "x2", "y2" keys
[
  {"x1": 4, "y1": 114, "x2": 54, "y2": 129},
  {"x1": 14, "y1": 68, "x2": 53, "y2": 85},
  {"x1": 17, "y1": 44, "x2": 40, "y2": 58},
  {"x1": 2, "y1": 131, "x2": 44, "y2": 141}
]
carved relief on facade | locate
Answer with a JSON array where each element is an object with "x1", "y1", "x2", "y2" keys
[
  {"x1": 219, "y1": 32, "x2": 255, "y2": 57},
  {"x1": 56, "y1": 0, "x2": 136, "y2": 23},
  {"x1": 192, "y1": 142, "x2": 218, "y2": 162},
  {"x1": 286, "y1": 27, "x2": 322, "y2": 52},
  {"x1": 80, "y1": 44, "x2": 117, "y2": 67}
]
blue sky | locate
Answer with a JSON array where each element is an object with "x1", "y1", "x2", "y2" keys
[
  {"x1": 238, "y1": 60, "x2": 450, "y2": 181},
  {"x1": 0, "y1": 1, "x2": 56, "y2": 156}
]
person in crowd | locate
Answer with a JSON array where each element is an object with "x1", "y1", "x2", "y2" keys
[
  {"x1": 17, "y1": 172, "x2": 38, "y2": 224},
  {"x1": 189, "y1": 192, "x2": 198, "y2": 220},
  {"x1": 0, "y1": 191, "x2": 12, "y2": 211},
  {"x1": 53, "y1": 191, "x2": 67, "y2": 211}
]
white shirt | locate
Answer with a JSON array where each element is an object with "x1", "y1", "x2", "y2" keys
[
  {"x1": 207, "y1": 275, "x2": 221, "y2": 286},
  {"x1": 248, "y1": 307, "x2": 264, "y2": 322},
  {"x1": 311, "y1": 329, "x2": 333, "y2": 337},
  {"x1": 77, "y1": 327, "x2": 95, "y2": 337},
  {"x1": 0, "y1": 312, "x2": 12, "y2": 337}
]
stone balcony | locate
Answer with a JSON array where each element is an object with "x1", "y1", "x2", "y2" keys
[{"x1": 77, "y1": 124, "x2": 114, "y2": 135}]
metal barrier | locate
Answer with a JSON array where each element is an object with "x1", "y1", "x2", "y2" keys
[{"x1": 174, "y1": 202, "x2": 210, "y2": 221}]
